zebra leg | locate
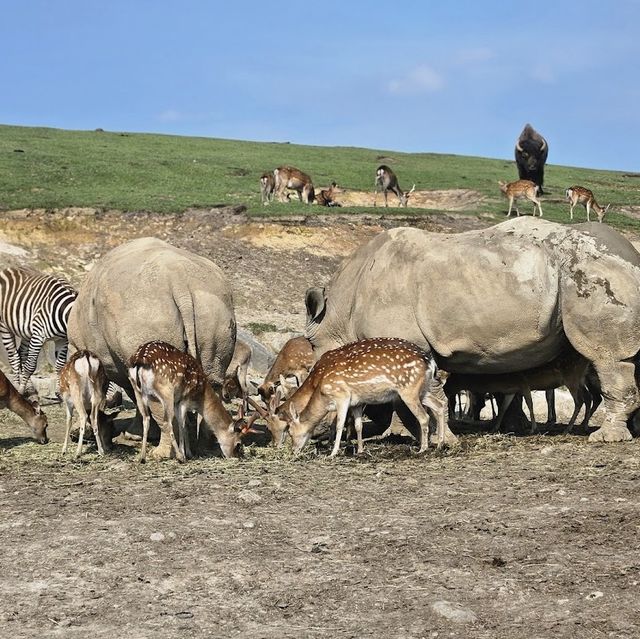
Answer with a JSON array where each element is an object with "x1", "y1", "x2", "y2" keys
[
  {"x1": 0, "y1": 325, "x2": 23, "y2": 388},
  {"x1": 19, "y1": 333, "x2": 47, "y2": 395}
]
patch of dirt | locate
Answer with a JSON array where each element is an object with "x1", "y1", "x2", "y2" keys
[
  {"x1": 332, "y1": 187, "x2": 485, "y2": 211},
  {"x1": 0, "y1": 204, "x2": 639, "y2": 638}
]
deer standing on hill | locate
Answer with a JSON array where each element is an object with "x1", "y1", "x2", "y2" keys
[
  {"x1": 0, "y1": 369, "x2": 48, "y2": 444},
  {"x1": 60, "y1": 350, "x2": 111, "y2": 457},
  {"x1": 274, "y1": 166, "x2": 315, "y2": 203},
  {"x1": 374, "y1": 165, "x2": 415, "y2": 207},
  {"x1": 253, "y1": 337, "x2": 446, "y2": 457},
  {"x1": 260, "y1": 172, "x2": 276, "y2": 205},
  {"x1": 127, "y1": 341, "x2": 257, "y2": 463},
  {"x1": 499, "y1": 179, "x2": 543, "y2": 217},
  {"x1": 565, "y1": 186, "x2": 609, "y2": 222}
]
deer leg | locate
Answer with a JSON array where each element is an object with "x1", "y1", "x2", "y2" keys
[
  {"x1": 383, "y1": 190, "x2": 389, "y2": 207},
  {"x1": 507, "y1": 197, "x2": 514, "y2": 217},
  {"x1": 163, "y1": 401, "x2": 185, "y2": 462},
  {"x1": 545, "y1": 389, "x2": 556, "y2": 424},
  {"x1": 90, "y1": 393, "x2": 105, "y2": 456},
  {"x1": 329, "y1": 401, "x2": 350, "y2": 458},
  {"x1": 586, "y1": 201, "x2": 591, "y2": 222},
  {"x1": 351, "y1": 405, "x2": 364, "y2": 454},
  {"x1": 564, "y1": 386, "x2": 585, "y2": 435},
  {"x1": 75, "y1": 409, "x2": 88, "y2": 458},
  {"x1": 493, "y1": 393, "x2": 515, "y2": 433},
  {"x1": 398, "y1": 390, "x2": 431, "y2": 453},
  {"x1": 61, "y1": 399, "x2": 73, "y2": 456},
  {"x1": 570, "y1": 203, "x2": 575, "y2": 221},
  {"x1": 523, "y1": 390, "x2": 537, "y2": 434}
]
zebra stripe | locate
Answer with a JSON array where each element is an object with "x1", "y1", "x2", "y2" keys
[{"x1": 0, "y1": 267, "x2": 77, "y2": 394}]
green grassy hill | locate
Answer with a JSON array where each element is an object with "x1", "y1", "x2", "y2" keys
[{"x1": 1, "y1": 124, "x2": 639, "y2": 229}]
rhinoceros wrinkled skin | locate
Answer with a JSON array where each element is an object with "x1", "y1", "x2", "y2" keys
[
  {"x1": 305, "y1": 217, "x2": 640, "y2": 443},
  {"x1": 68, "y1": 237, "x2": 236, "y2": 457}
]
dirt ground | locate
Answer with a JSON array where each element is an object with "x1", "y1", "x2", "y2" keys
[{"x1": 0, "y1": 203, "x2": 639, "y2": 638}]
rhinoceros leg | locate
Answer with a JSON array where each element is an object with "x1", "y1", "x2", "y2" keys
[{"x1": 588, "y1": 360, "x2": 637, "y2": 442}]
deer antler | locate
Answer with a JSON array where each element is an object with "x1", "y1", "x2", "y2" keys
[{"x1": 246, "y1": 396, "x2": 268, "y2": 418}]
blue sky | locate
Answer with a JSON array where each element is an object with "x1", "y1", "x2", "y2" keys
[{"x1": 2, "y1": 1, "x2": 639, "y2": 170}]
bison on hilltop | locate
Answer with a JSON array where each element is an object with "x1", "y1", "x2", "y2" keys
[{"x1": 515, "y1": 124, "x2": 548, "y2": 193}]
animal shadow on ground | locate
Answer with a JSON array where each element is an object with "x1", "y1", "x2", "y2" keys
[{"x1": 0, "y1": 436, "x2": 39, "y2": 450}]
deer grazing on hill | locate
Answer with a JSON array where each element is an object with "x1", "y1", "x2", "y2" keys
[
  {"x1": 257, "y1": 336, "x2": 315, "y2": 401},
  {"x1": 60, "y1": 350, "x2": 112, "y2": 457},
  {"x1": 127, "y1": 341, "x2": 258, "y2": 463},
  {"x1": 565, "y1": 186, "x2": 609, "y2": 222},
  {"x1": 444, "y1": 349, "x2": 591, "y2": 434},
  {"x1": 374, "y1": 165, "x2": 415, "y2": 207},
  {"x1": 251, "y1": 337, "x2": 446, "y2": 457},
  {"x1": 499, "y1": 179, "x2": 543, "y2": 217},
  {"x1": 260, "y1": 172, "x2": 276, "y2": 205},
  {"x1": 274, "y1": 166, "x2": 315, "y2": 204},
  {"x1": 316, "y1": 182, "x2": 342, "y2": 207},
  {"x1": 0, "y1": 369, "x2": 48, "y2": 444}
]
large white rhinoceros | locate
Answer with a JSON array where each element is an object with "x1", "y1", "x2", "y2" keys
[
  {"x1": 67, "y1": 237, "x2": 236, "y2": 455},
  {"x1": 305, "y1": 217, "x2": 640, "y2": 443}
]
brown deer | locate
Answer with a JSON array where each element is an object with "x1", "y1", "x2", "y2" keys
[
  {"x1": 445, "y1": 349, "x2": 591, "y2": 434},
  {"x1": 274, "y1": 166, "x2": 315, "y2": 204},
  {"x1": 59, "y1": 350, "x2": 111, "y2": 457},
  {"x1": 260, "y1": 172, "x2": 276, "y2": 205},
  {"x1": 374, "y1": 165, "x2": 415, "y2": 207},
  {"x1": 252, "y1": 337, "x2": 447, "y2": 457},
  {"x1": 127, "y1": 341, "x2": 257, "y2": 463},
  {"x1": 257, "y1": 336, "x2": 314, "y2": 401},
  {"x1": 0, "y1": 369, "x2": 48, "y2": 444},
  {"x1": 316, "y1": 182, "x2": 341, "y2": 207},
  {"x1": 565, "y1": 186, "x2": 609, "y2": 222},
  {"x1": 221, "y1": 340, "x2": 252, "y2": 404},
  {"x1": 499, "y1": 179, "x2": 543, "y2": 217}
]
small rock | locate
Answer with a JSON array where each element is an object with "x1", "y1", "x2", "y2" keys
[
  {"x1": 540, "y1": 446, "x2": 554, "y2": 456},
  {"x1": 243, "y1": 521, "x2": 256, "y2": 529},
  {"x1": 247, "y1": 479, "x2": 262, "y2": 488},
  {"x1": 431, "y1": 601, "x2": 477, "y2": 624},
  {"x1": 150, "y1": 532, "x2": 165, "y2": 542},
  {"x1": 238, "y1": 490, "x2": 262, "y2": 505},
  {"x1": 586, "y1": 591, "x2": 604, "y2": 600}
]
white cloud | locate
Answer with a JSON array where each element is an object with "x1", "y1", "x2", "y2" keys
[
  {"x1": 156, "y1": 109, "x2": 184, "y2": 122},
  {"x1": 387, "y1": 65, "x2": 444, "y2": 95}
]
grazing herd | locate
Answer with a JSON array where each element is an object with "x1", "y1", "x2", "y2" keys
[
  {"x1": 263, "y1": 123, "x2": 611, "y2": 222},
  {"x1": 0, "y1": 123, "x2": 635, "y2": 462}
]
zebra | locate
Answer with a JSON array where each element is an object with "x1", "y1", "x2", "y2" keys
[{"x1": 0, "y1": 267, "x2": 77, "y2": 395}]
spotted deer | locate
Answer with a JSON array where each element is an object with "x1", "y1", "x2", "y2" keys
[
  {"x1": 374, "y1": 165, "x2": 415, "y2": 207},
  {"x1": 0, "y1": 369, "x2": 48, "y2": 444},
  {"x1": 274, "y1": 166, "x2": 315, "y2": 203},
  {"x1": 127, "y1": 341, "x2": 257, "y2": 463},
  {"x1": 59, "y1": 350, "x2": 111, "y2": 457},
  {"x1": 260, "y1": 172, "x2": 276, "y2": 205},
  {"x1": 565, "y1": 186, "x2": 609, "y2": 222},
  {"x1": 252, "y1": 337, "x2": 447, "y2": 457},
  {"x1": 257, "y1": 336, "x2": 315, "y2": 401},
  {"x1": 499, "y1": 179, "x2": 543, "y2": 217}
]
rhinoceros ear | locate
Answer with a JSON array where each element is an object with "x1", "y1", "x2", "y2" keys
[{"x1": 305, "y1": 287, "x2": 326, "y2": 323}]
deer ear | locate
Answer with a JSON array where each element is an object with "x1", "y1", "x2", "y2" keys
[{"x1": 289, "y1": 404, "x2": 299, "y2": 422}]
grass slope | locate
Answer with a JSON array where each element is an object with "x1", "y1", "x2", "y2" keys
[{"x1": 1, "y1": 124, "x2": 639, "y2": 228}]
